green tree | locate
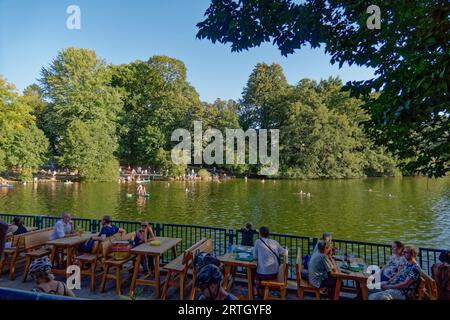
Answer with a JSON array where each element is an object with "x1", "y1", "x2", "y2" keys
[
  {"x1": 197, "y1": 0, "x2": 449, "y2": 177},
  {"x1": 40, "y1": 48, "x2": 123, "y2": 180},
  {"x1": 110, "y1": 56, "x2": 204, "y2": 167},
  {"x1": 241, "y1": 63, "x2": 290, "y2": 129},
  {"x1": 0, "y1": 76, "x2": 49, "y2": 179},
  {"x1": 57, "y1": 120, "x2": 119, "y2": 181}
]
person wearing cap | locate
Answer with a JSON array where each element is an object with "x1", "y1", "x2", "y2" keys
[
  {"x1": 29, "y1": 257, "x2": 75, "y2": 297},
  {"x1": 195, "y1": 264, "x2": 238, "y2": 300}
]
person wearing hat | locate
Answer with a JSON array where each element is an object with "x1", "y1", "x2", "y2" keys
[
  {"x1": 195, "y1": 264, "x2": 238, "y2": 300},
  {"x1": 29, "y1": 257, "x2": 75, "y2": 297}
]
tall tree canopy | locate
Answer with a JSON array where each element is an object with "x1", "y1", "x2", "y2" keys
[
  {"x1": 110, "y1": 56, "x2": 204, "y2": 166},
  {"x1": 40, "y1": 48, "x2": 123, "y2": 180},
  {"x1": 0, "y1": 77, "x2": 49, "y2": 179},
  {"x1": 196, "y1": 0, "x2": 449, "y2": 177}
]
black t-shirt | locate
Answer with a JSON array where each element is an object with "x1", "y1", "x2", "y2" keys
[
  {"x1": 240, "y1": 228, "x2": 255, "y2": 246},
  {"x1": 13, "y1": 225, "x2": 28, "y2": 235}
]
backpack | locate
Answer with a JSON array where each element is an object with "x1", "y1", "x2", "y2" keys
[
  {"x1": 194, "y1": 252, "x2": 220, "y2": 271},
  {"x1": 302, "y1": 254, "x2": 311, "y2": 270}
]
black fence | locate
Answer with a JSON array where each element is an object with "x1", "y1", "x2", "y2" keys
[{"x1": 0, "y1": 213, "x2": 445, "y2": 278}]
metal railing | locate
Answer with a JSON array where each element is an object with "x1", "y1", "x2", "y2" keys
[{"x1": 0, "y1": 213, "x2": 445, "y2": 278}]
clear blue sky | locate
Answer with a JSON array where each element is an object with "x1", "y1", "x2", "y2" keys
[{"x1": 0, "y1": 0, "x2": 374, "y2": 102}]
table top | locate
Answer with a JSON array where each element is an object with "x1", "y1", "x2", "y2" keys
[
  {"x1": 130, "y1": 237, "x2": 182, "y2": 255},
  {"x1": 217, "y1": 246, "x2": 257, "y2": 268},
  {"x1": 332, "y1": 256, "x2": 369, "y2": 280},
  {"x1": 46, "y1": 233, "x2": 94, "y2": 247}
]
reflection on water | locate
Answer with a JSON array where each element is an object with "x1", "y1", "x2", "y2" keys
[{"x1": 0, "y1": 177, "x2": 448, "y2": 248}]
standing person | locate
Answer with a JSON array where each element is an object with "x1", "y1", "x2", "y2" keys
[
  {"x1": 380, "y1": 241, "x2": 406, "y2": 282},
  {"x1": 0, "y1": 220, "x2": 8, "y2": 259},
  {"x1": 240, "y1": 222, "x2": 256, "y2": 246},
  {"x1": 369, "y1": 245, "x2": 422, "y2": 300},
  {"x1": 253, "y1": 226, "x2": 288, "y2": 296},
  {"x1": 48, "y1": 212, "x2": 74, "y2": 241},
  {"x1": 308, "y1": 240, "x2": 337, "y2": 299},
  {"x1": 132, "y1": 221, "x2": 155, "y2": 273}
]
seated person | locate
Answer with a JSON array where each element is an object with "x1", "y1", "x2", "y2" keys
[
  {"x1": 29, "y1": 257, "x2": 75, "y2": 297},
  {"x1": 48, "y1": 212, "x2": 74, "y2": 241},
  {"x1": 80, "y1": 215, "x2": 123, "y2": 253},
  {"x1": 195, "y1": 264, "x2": 238, "y2": 300},
  {"x1": 311, "y1": 232, "x2": 333, "y2": 256},
  {"x1": 308, "y1": 240, "x2": 337, "y2": 299},
  {"x1": 4, "y1": 217, "x2": 28, "y2": 249},
  {"x1": 7, "y1": 217, "x2": 28, "y2": 236},
  {"x1": 132, "y1": 221, "x2": 156, "y2": 273},
  {"x1": 380, "y1": 241, "x2": 406, "y2": 282},
  {"x1": 253, "y1": 226, "x2": 288, "y2": 296},
  {"x1": 240, "y1": 222, "x2": 256, "y2": 246},
  {"x1": 369, "y1": 245, "x2": 422, "y2": 300},
  {"x1": 431, "y1": 250, "x2": 450, "y2": 300}
]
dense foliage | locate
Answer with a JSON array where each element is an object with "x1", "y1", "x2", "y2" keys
[
  {"x1": 1, "y1": 48, "x2": 402, "y2": 180},
  {"x1": 0, "y1": 77, "x2": 49, "y2": 180},
  {"x1": 196, "y1": 0, "x2": 449, "y2": 177}
]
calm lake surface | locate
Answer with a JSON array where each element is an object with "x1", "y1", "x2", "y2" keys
[{"x1": 0, "y1": 177, "x2": 448, "y2": 249}]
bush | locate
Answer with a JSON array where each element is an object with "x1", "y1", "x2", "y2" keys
[{"x1": 197, "y1": 169, "x2": 211, "y2": 180}]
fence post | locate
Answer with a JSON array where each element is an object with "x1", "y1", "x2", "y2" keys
[
  {"x1": 311, "y1": 237, "x2": 318, "y2": 255},
  {"x1": 35, "y1": 216, "x2": 42, "y2": 229},
  {"x1": 91, "y1": 219, "x2": 99, "y2": 233},
  {"x1": 155, "y1": 223, "x2": 162, "y2": 237}
]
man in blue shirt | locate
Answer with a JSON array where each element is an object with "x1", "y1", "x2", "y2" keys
[{"x1": 80, "y1": 215, "x2": 123, "y2": 253}]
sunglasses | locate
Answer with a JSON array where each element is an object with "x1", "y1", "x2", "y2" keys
[{"x1": 141, "y1": 225, "x2": 148, "y2": 227}]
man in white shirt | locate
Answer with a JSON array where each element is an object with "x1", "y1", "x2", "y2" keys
[
  {"x1": 48, "y1": 212, "x2": 73, "y2": 241},
  {"x1": 253, "y1": 226, "x2": 288, "y2": 296}
]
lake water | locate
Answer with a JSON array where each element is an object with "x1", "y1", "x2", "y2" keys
[{"x1": 0, "y1": 177, "x2": 448, "y2": 249}]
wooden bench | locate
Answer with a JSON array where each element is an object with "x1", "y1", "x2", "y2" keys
[
  {"x1": 261, "y1": 253, "x2": 289, "y2": 300},
  {"x1": 73, "y1": 239, "x2": 103, "y2": 291},
  {"x1": 161, "y1": 238, "x2": 209, "y2": 300},
  {"x1": 295, "y1": 249, "x2": 323, "y2": 300},
  {"x1": 99, "y1": 233, "x2": 136, "y2": 296},
  {"x1": 22, "y1": 229, "x2": 54, "y2": 281},
  {"x1": 415, "y1": 271, "x2": 438, "y2": 300},
  {"x1": 0, "y1": 228, "x2": 51, "y2": 280}
]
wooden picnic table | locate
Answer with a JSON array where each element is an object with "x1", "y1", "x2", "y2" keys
[
  {"x1": 331, "y1": 256, "x2": 370, "y2": 300},
  {"x1": 46, "y1": 232, "x2": 94, "y2": 275},
  {"x1": 129, "y1": 237, "x2": 182, "y2": 298},
  {"x1": 217, "y1": 246, "x2": 257, "y2": 300}
]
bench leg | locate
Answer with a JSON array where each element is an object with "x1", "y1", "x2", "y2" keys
[
  {"x1": 281, "y1": 286, "x2": 286, "y2": 299},
  {"x1": 315, "y1": 290, "x2": 321, "y2": 300},
  {"x1": 90, "y1": 263, "x2": 96, "y2": 291},
  {"x1": 179, "y1": 273, "x2": 185, "y2": 300},
  {"x1": 115, "y1": 267, "x2": 122, "y2": 296},
  {"x1": 263, "y1": 286, "x2": 270, "y2": 300},
  {"x1": 161, "y1": 270, "x2": 172, "y2": 300},
  {"x1": 0, "y1": 253, "x2": 7, "y2": 276},
  {"x1": 8, "y1": 253, "x2": 18, "y2": 280},
  {"x1": 298, "y1": 287, "x2": 304, "y2": 300},
  {"x1": 22, "y1": 256, "x2": 32, "y2": 282},
  {"x1": 100, "y1": 265, "x2": 109, "y2": 293}
]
